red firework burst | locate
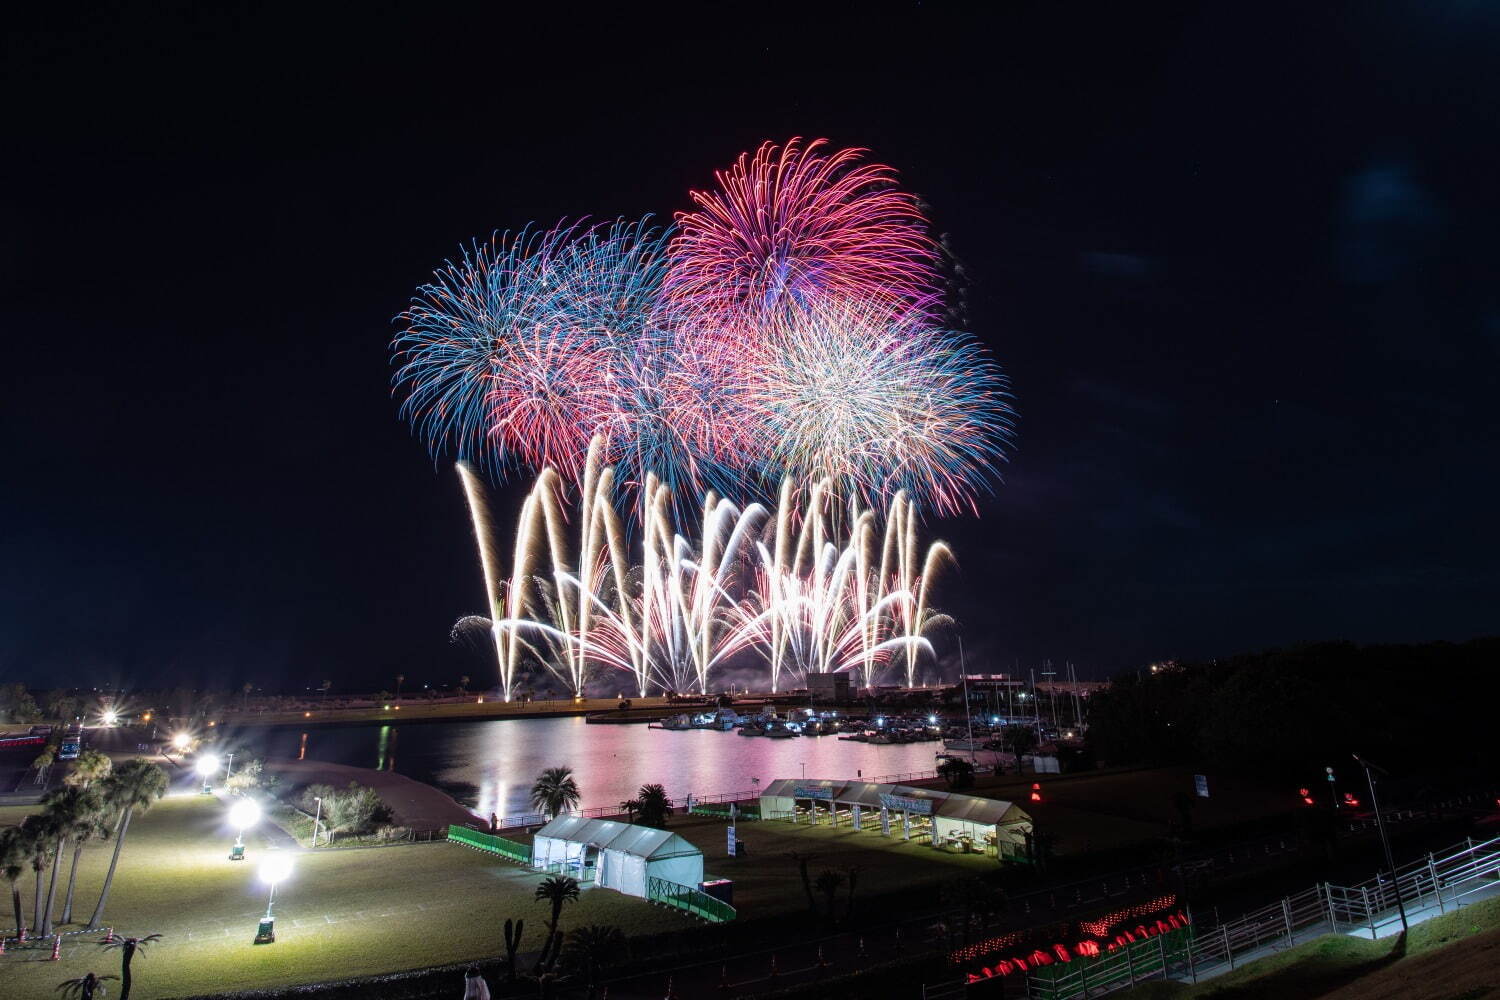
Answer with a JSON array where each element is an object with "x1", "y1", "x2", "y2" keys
[{"x1": 665, "y1": 137, "x2": 941, "y2": 324}]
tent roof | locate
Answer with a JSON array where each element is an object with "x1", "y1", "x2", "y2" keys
[
  {"x1": 533, "y1": 816, "x2": 702, "y2": 859},
  {"x1": 760, "y1": 778, "x2": 1029, "y2": 828}
]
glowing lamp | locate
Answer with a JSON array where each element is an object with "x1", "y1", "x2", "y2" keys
[
  {"x1": 171, "y1": 732, "x2": 192, "y2": 751},
  {"x1": 196, "y1": 754, "x2": 221, "y2": 777},
  {"x1": 101, "y1": 710, "x2": 118, "y2": 726},
  {"x1": 229, "y1": 799, "x2": 262, "y2": 830}
]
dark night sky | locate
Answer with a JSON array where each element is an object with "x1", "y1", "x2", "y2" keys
[{"x1": 3, "y1": 4, "x2": 1497, "y2": 693}]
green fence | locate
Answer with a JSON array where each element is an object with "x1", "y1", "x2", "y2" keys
[
  {"x1": 688, "y1": 802, "x2": 759, "y2": 820},
  {"x1": 646, "y1": 875, "x2": 737, "y2": 923},
  {"x1": 447, "y1": 825, "x2": 530, "y2": 864}
]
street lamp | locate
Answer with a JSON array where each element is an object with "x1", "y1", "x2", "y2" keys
[
  {"x1": 101, "y1": 709, "x2": 118, "y2": 727},
  {"x1": 1352, "y1": 753, "x2": 1408, "y2": 934},
  {"x1": 171, "y1": 732, "x2": 192, "y2": 752},
  {"x1": 311, "y1": 795, "x2": 323, "y2": 848},
  {"x1": 228, "y1": 799, "x2": 261, "y2": 860},
  {"x1": 195, "y1": 754, "x2": 220, "y2": 794},
  {"x1": 254, "y1": 854, "x2": 293, "y2": 944}
]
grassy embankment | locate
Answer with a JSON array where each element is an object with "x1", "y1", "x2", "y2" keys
[
  {"x1": 0, "y1": 796, "x2": 685, "y2": 999},
  {"x1": 1122, "y1": 894, "x2": 1500, "y2": 1000}
]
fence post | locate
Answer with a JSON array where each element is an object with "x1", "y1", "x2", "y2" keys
[
  {"x1": 1184, "y1": 923, "x2": 1197, "y2": 984},
  {"x1": 1282, "y1": 897, "x2": 1295, "y2": 947},
  {"x1": 1323, "y1": 883, "x2": 1336, "y2": 932},
  {"x1": 1428, "y1": 854, "x2": 1444, "y2": 914},
  {"x1": 1157, "y1": 933, "x2": 1168, "y2": 979},
  {"x1": 1223, "y1": 926, "x2": 1233, "y2": 970},
  {"x1": 1362, "y1": 887, "x2": 1376, "y2": 940},
  {"x1": 1125, "y1": 938, "x2": 1136, "y2": 984}
]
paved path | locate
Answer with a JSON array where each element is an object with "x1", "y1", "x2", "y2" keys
[{"x1": 263, "y1": 758, "x2": 483, "y2": 830}]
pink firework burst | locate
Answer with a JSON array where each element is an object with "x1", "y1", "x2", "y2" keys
[
  {"x1": 485, "y1": 321, "x2": 620, "y2": 483},
  {"x1": 665, "y1": 137, "x2": 941, "y2": 324}
]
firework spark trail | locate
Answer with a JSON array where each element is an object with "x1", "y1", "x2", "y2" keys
[
  {"x1": 458, "y1": 443, "x2": 953, "y2": 697},
  {"x1": 394, "y1": 143, "x2": 1014, "y2": 515},
  {"x1": 665, "y1": 137, "x2": 941, "y2": 325},
  {"x1": 746, "y1": 296, "x2": 1014, "y2": 515}
]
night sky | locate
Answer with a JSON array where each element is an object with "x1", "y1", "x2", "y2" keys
[{"x1": 5, "y1": 4, "x2": 1497, "y2": 693}]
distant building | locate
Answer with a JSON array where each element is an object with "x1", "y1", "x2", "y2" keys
[{"x1": 805, "y1": 671, "x2": 851, "y2": 702}]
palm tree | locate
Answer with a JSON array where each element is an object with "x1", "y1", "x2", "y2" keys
[
  {"x1": 66, "y1": 750, "x2": 112, "y2": 789},
  {"x1": 24, "y1": 814, "x2": 56, "y2": 935},
  {"x1": 88, "y1": 760, "x2": 167, "y2": 929},
  {"x1": 813, "y1": 869, "x2": 845, "y2": 920},
  {"x1": 56, "y1": 972, "x2": 118, "y2": 999},
  {"x1": 534, "y1": 875, "x2": 580, "y2": 934},
  {"x1": 566, "y1": 924, "x2": 626, "y2": 998},
  {"x1": 1, "y1": 824, "x2": 31, "y2": 938},
  {"x1": 102, "y1": 933, "x2": 161, "y2": 1000},
  {"x1": 61, "y1": 792, "x2": 112, "y2": 925},
  {"x1": 34, "y1": 744, "x2": 56, "y2": 784},
  {"x1": 530, "y1": 767, "x2": 580, "y2": 820},
  {"x1": 635, "y1": 784, "x2": 672, "y2": 828},
  {"x1": 40, "y1": 786, "x2": 104, "y2": 934},
  {"x1": 619, "y1": 798, "x2": 640, "y2": 824}
]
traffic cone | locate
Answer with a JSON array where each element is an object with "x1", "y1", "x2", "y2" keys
[
  {"x1": 664, "y1": 975, "x2": 678, "y2": 1000},
  {"x1": 104, "y1": 927, "x2": 115, "y2": 944},
  {"x1": 769, "y1": 953, "x2": 779, "y2": 977},
  {"x1": 51, "y1": 935, "x2": 61, "y2": 961}
]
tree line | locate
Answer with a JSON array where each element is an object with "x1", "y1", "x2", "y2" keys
[{"x1": 1084, "y1": 638, "x2": 1497, "y2": 780}]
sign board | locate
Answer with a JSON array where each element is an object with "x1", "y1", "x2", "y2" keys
[
  {"x1": 879, "y1": 793, "x2": 934, "y2": 815},
  {"x1": 793, "y1": 785, "x2": 834, "y2": 800},
  {"x1": 1194, "y1": 774, "x2": 1209, "y2": 798},
  {"x1": 726, "y1": 825, "x2": 737, "y2": 856}
]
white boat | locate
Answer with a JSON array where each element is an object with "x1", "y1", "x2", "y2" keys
[{"x1": 943, "y1": 738, "x2": 985, "y2": 751}]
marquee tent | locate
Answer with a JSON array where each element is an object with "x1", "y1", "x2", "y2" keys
[
  {"x1": 758, "y1": 778, "x2": 1032, "y2": 857},
  {"x1": 531, "y1": 816, "x2": 704, "y2": 898}
]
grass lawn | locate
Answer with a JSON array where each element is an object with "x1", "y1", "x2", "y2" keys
[
  {"x1": 1122, "y1": 894, "x2": 1500, "y2": 1000},
  {"x1": 1, "y1": 795, "x2": 687, "y2": 999},
  {"x1": 516, "y1": 810, "x2": 1004, "y2": 917}
]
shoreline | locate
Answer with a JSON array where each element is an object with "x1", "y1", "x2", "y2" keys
[{"x1": 218, "y1": 695, "x2": 692, "y2": 730}]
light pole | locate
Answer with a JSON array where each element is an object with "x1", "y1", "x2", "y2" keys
[
  {"x1": 255, "y1": 854, "x2": 293, "y2": 944},
  {"x1": 311, "y1": 796, "x2": 323, "y2": 848},
  {"x1": 224, "y1": 751, "x2": 235, "y2": 782},
  {"x1": 958, "y1": 636, "x2": 976, "y2": 766},
  {"x1": 228, "y1": 799, "x2": 261, "y2": 861},
  {"x1": 195, "y1": 754, "x2": 220, "y2": 795},
  {"x1": 1353, "y1": 753, "x2": 1408, "y2": 934}
]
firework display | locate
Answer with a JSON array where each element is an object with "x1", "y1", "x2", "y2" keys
[
  {"x1": 396, "y1": 139, "x2": 1015, "y2": 695},
  {"x1": 392, "y1": 138, "x2": 1013, "y2": 512},
  {"x1": 456, "y1": 440, "x2": 950, "y2": 700}
]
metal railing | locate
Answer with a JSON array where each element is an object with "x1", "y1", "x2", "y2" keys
[
  {"x1": 446, "y1": 825, "x2": 530, "y2": 863},
  {"x1": 1022, "y1": 833, "x2": 1500, "y2": 999},
  {"x1": 645, "y1": 875, "x2": 737, "y2": 923}
]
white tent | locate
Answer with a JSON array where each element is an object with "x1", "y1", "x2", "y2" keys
[
  {"x1": 531, "y1": 817, "x2": 704, "y2": 899},
  {"x1": 758, "y1": 778, "x2": 1032, "y2": 859}
]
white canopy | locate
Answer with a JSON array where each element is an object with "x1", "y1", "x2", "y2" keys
[{"x1": 532, "y1": 817, "x2": 703, "y2": 898}]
